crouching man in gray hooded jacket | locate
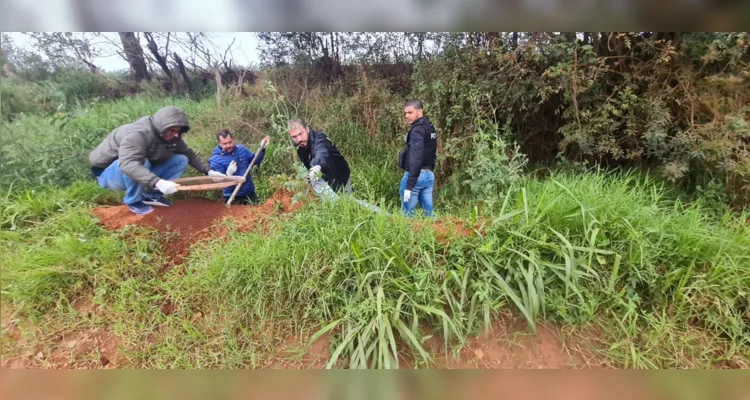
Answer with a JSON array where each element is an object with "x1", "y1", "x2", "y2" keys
[{"x1": 89, "y1": 105, "x2": 226, "y2": 215}]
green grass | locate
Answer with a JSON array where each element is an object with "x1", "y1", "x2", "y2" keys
[
  {"x1": 1, "y1": 91, "x2": 748, "y2": 369},
  {"x1": 177, "y1": 168, "x2": 747, "y2": 369}
]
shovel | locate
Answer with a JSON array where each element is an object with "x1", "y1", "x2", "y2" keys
[{"x1": 226, "y1": 137, "x2": 269, "y2": 206}]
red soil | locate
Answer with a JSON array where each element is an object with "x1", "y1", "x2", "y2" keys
[{"x1": 90, "y1": 189, "x2": 304, "y2": 268}]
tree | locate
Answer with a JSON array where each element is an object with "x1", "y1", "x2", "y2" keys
[
  {"x1": 23, "y1": 32, "x2": 101, "y2": 73},
  {"x1": 118, "y1": 32, "x2": 150, "y2": 82},
  {"x1": 144, "y1": 32, "x2": 174, "y2": 84},
  {"x1": 1, "y1": 33, "x2": 13, "y2": 68},
  {"x1": 1, "y1": 33, "x2": 53, "y2": 80}
]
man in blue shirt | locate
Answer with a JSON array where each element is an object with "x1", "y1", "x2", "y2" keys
[{"x1": 208, "y1": 130, "x2": 270, "y2": 205}]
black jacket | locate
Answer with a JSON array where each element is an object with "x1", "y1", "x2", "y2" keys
[
  {"x1": 399, "y1": 117, "x2": 437, "y2": 190},
  {"x1": 297, "y1": 129, "x2": 351, "y2": 192}
]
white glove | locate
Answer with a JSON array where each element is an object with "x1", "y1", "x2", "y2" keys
[
  {"x1": 403, "y1": 190, "x2": 411, "y2": 203},
  {"x1": 207, "y1": 169, "x2": 226, "y2": 182},
  {"x1": 155, "y1": 179, "x2": 178, "y2": 195},
  {"x1": 226, "y1": 161, "x2": 238, "y2": 176},
  {"x1": 307, "y1": 165, "x2": 322, "y2": 182}
]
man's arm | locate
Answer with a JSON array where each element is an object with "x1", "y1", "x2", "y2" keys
[
  {"x1": 246, "y1": 146, "x2": 266, "y2": 166},
  {"x1": 208, "y1": 154, "x2": 225, "y2": 174},
  {"x1": 406, "y1": 126, "x2": 425, "y2": 191},
  {"x1": 309, "y1": 133, "x2": 331, "y2": 171},
  {"x1": 119, "y1": 134, "x2": 160, "y2": 188},
  {"x1": 176, "y1": 140, "x2": 210, "y2": 174}
]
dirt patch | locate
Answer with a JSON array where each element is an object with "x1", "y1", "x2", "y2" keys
[
  {"x1": 91, "y1": 189, "x2": 304, "y2": 268},
  {"x1": 2, "y1": 356, "x2": 31, "y2": 369},
  {"x1": 433, "y1": 327, "x2": 590, "y2": 368},
  {"x1": 268, "y1": 314, "x2": 607, "y2": 369},
  {"x1": 414, "y1": 216, "x2": 484, "y2": 245},
  {"x1": 414, "y1": 315, "x2": 605, "y2": 369},
  {"x1": 433, "y1": 217, "x2": 479, "y2": 241},
  {"x1": 44, "y1": 329, "x2": 125, "y2": 369},
  {"x1": 3, "y1": 322, "x2": 21, "y2": 342},
  {"x1": 1, "y1": 328, "x2": 125, "y2": 369},
  {"x1": 71, "y1": 296, "x2": 98, "y2": 318},
  {"x1": 272, "y1": 331, "x2": 332, "y2": 369},
  {"x1": 161, "y1": 300, "x2": 178, "y2": 316}
]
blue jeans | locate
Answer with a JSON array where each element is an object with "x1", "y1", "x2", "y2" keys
[
  {"x1": 400, "y1": 170, "x2": 434, "y2": 217},
  {"x1": 97, "y1": 154, "x2": 188, "y2": 205}
]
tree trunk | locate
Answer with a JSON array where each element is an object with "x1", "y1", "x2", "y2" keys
[
  {"x1": 118, "y1": 32, "x2": 150, "y2": 82},
  {"x1": 214, "y1": 66, "x2": 223, "y2": 110},
  {"x1": 2, "y1": 64, "x2": 18, "y2": 78},
  {"x1": 486, "y1": 32, "x2": 500, "y2": 50},
  {"x1": 80, "y1": 58, "x2": 101, "y2": 74},
  {"x1": 173, "y1": 52, "x2": 191, "y2": 92},
  {"x1": 512, "y1": 32, "x2": 519, "y2": 49},
  {"x1": 144, "y1": 32, "x2": 173, "y2": 82},
  {"x1": 593, "y1": 32, "x2": 604, "y2": 56}
]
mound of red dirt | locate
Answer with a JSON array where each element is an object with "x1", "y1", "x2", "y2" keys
[
  {"x1": 91, "y1": 189, "x2": 304, "y2": 268},
  {"x1": 412, "y1": 216, "x2": 484, "y2": 245}
]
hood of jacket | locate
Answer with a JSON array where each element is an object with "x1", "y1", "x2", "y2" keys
[{"x1": 150, "y1": 106, "x2": 190, "y2": 136}]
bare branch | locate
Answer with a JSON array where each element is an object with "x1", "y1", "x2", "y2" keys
[{"x1": 220, "y1": 37, "x2": 236, "y2": 65}]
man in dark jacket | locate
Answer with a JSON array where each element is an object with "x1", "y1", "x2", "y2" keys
[
  {"x1": 288, "y1": 119, "x2": 352, "y2": 198},
  {"x1": 89, "y1": 105, "x2": 226, "y2": 215},
  {"x1": 288, "y1": 119, "x2": 386, "y2": 214},
  {"x1": 398, "y1": 99, "x2": 437, "y2": 217},
  {"x1": 208, "y1": 130, "x2": 270, "y2": 205}
]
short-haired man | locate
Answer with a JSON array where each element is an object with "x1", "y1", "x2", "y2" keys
[
  {"x1": 208, "y1": 130, "x2": 271, "y2": 205},
  {"x1": 288, "y1": 119, "x2": 351, "y2": 198},
  {"x1": 398, "y1": 99, "x2": 437, "y2": 217},
  {"x1": 89, "y1": 105, "x2": 226, "y2": 215}
]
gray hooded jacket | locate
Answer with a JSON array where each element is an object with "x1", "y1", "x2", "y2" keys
[{"x1": 88, "y1": 106, "x2": 209, "y2": 188}]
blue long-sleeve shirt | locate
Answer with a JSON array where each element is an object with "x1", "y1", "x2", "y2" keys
[{"x1": 208, "y1": 144, "x2": 265, "y2": 198}]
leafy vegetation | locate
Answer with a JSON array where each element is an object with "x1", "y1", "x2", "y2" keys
[
  {"x1": 1, "y1": 32, "x2": 749, "y2": 369},
  {"x1": 413, "y1": 32, "x2": 750, "y2": 208}
]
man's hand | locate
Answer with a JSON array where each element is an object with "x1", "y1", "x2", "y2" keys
[
  {"x1": 226, "y1": 161, "x2": 238, "y2": 176},
  {"x1": 262, "y1": 136, "x2": 271, "y2": 147},
  {"x1": 208, "y1": 169, "x2": 226, "y2": 182},
  {"x1": 403, "y1": 190, "x2": 411, "y2": 203},
  {"x1": 155, "y1": 179, "x2": 178, "y2": 195},
  {"x1": 307, "y1": 165, "x2": 322, "y2": 183}
]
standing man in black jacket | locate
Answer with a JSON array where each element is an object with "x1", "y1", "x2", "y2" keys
[
  {"x1": 288, "y1": 119, "x2": 352, "y2": 198},
  {"x1": 398, "y1": 99, "x2": 437, "y2": 217}
]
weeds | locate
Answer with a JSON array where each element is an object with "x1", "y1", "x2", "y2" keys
[
  {"x1": 1, "y1": 84, "x2": 748, "y2": 369},
  {"x1": 179, "y1": 169, "x2": 748, "y2": 368}
]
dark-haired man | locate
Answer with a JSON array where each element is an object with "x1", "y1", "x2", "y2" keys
[
  {"x1": 287, "y1": 118, "x2": 351, "y2": 197},
  {"x1": 208, "y1": 129, "x2": 270, "y2": 205},
  {"x1": 398, "y1": 99, "x2": 437, "y2": 217},
  {"x1": 288, "y1": 118, "x2": 385, "y2": 214}
]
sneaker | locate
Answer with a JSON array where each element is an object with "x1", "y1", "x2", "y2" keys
[
  {"x1": 127, "y1": 201, "x2": 154, "y2": 215},
  {"x1": 142, "y1": 196, "x2": 172, "y2": 207}
]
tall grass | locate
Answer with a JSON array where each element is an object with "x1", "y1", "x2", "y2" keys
[
  {"x1": 186, "y1": 168, "x2": 749, "y2": 368},
  {"x1": 1, "y1": 88, "x2": 748, "y2": 369},
  {"x1": 0, "y1": 96, "x2": 228, "y2": 192},
  {"x1": 0, "y1": 181, "x2": 161, "y2": 316},
  {"x1": 199, "y1": 198, "x2": 466, "y2": 368}
]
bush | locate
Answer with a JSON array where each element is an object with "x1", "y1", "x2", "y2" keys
[{"x1": 412, "y1": 32, "x2": 750, "y2": 208}]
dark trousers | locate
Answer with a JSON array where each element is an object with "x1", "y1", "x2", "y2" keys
[{"x1": 224, "y1": 192, "x2": 258, "y2": 205}]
